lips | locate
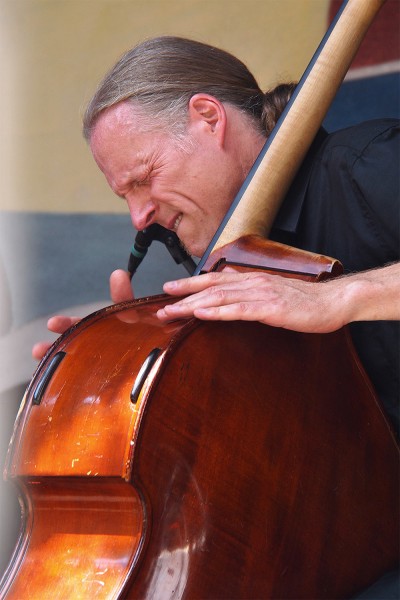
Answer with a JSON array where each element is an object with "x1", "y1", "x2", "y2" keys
[{"x1": 170, "y1": 213, "x2": 182, "y2": 232}]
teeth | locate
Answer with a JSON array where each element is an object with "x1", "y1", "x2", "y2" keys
[{"x1": 173, "y1": 214, "x2": 182, "y2": 231}]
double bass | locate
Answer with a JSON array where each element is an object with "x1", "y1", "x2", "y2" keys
[{"x1": 1, "y1": 1, "x2": 398, "y2": 598}]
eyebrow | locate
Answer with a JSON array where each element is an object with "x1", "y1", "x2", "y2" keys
[{"x1": 113, "y1": 164, "x2": 152, "y2": 197}]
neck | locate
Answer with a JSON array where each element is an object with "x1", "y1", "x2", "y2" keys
[{"x1": 195, "y1": 0, "x2": 386, "y2": 275}]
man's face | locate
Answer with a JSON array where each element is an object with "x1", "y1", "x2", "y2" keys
[{"x1": 90, "y1": 101, "x2": 252, "y2": 257}]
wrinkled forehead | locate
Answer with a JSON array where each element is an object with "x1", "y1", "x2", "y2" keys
[
  {"x1": 89, "y1": 101, "x2": 175, "y2": 177},
  {"x1": 89, "y1": 106, "x2": 135, "y2": 172},
  {"x1": 90, "y1": 102, "x2": 140, "y2": 142}
]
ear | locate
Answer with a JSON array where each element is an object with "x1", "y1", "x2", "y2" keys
[{"x1": 187, "y1": 94, "x2": 227, "y2": 145}]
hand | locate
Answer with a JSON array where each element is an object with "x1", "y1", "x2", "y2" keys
[
  {"x1": 32, "y1": 269, "x2": 135, "y2": 362},
  {"x1": 157, "y1": 263, "x2": 400, "y2": 333},
  {"x1": 157, "y1": 270, "x2": 345, "y2": 333},
  {"x1": 32, "y1": 315, "x2": 81, "y2": 361},
  {"x1": 109, "y1": 269, "x2": 134, "y2": 303}
]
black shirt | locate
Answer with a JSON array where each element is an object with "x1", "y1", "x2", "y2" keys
[{"x1": 270, "y1": 119, "x2": 400, "y2": 433}]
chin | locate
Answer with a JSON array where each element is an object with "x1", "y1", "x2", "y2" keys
[
  {"x1": 186, "y1": 243, "x2": 207, "y2": 260},
  {"x1": 180, "y1": 236, "x2": 206, "y2": 259}
]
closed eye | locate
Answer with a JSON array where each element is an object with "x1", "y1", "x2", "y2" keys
[
  {"x1": 133, "y1": 165, "x2": 153, "y2": 188},
  {"x1": 114, "y1": 170, "x2": 152, "y2": 198},
  {"x1": 134, "y1": 175, "x2": 150, "y2": 187}
]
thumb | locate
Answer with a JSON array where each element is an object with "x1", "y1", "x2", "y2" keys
[{"x1": 110, "y1": 269, "x2": 135, "y2": 304}]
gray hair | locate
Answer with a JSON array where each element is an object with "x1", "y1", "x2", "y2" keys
[{"x1": 83, "y1": 36, "x2": 295, "y2": 141}]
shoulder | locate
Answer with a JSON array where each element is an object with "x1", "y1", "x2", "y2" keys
[
  {"x1": 319, "y1": 119, "x2": 399, "y2": 162},
  {"x1": 305, "y1": 119, "x2": 399, "y2": 264},
  {"x1": 312, "y1": 119, "x2": 399, "y2": 198}
]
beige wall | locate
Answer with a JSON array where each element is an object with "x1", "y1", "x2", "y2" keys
[{"x1": 1, "y1": 0, "x2": 329, "y2": 213}]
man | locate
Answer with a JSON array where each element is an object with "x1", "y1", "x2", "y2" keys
[
  {"x1": 34, "y1": 36, "x2": 399, "y2": 427},
  {"x1": 31, "y1": 35, "x2": 399, "y2": 598}
]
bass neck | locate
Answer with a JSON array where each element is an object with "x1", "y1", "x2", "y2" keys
[{"x1": 194, "y1": 0, "x2": 386, "y2": 275}]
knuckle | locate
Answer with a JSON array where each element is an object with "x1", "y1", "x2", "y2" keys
[
  {"x1": 210, "y1": 287, "x2": 226, "y2": 301},
  {"x1": 244, "y1": 272, "x2": 268, "y2": 287},
  {"x1": 238, "y1": 301, "x2": 251, "y2": 314},
  {"x1": 207, "y1": 272, "x2": 225, "y2": 285}
]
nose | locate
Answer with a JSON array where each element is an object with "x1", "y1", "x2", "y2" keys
[{"x1": 126, "y1": 193, "x2": 156, "y2": 231}]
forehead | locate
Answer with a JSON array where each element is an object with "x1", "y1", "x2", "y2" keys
[
  {"x1": 91, "y1": 103, "x2": 140, "y2": 150},
  {"x1": 90, "y1": 102, "x2": 159, "y2": 170}
]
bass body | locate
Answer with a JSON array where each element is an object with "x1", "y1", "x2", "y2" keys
[{"x1": 2, "y1": 240, "x2": 398, "y2": 599}]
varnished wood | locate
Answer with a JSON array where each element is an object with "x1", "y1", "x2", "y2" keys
[
  {"x1": 2, "y1": 2, "x2": 397, "y2": 598},
  {"x1": 201, "y1": 235, "x2": 343, "y2": 280},
  {"x1": 125, "y1": 317, "x2": 398, "y2": 599},
  {"x1": 2, "y1": 246, "x2": 398, "y2": 598},
  {"x1": 2, "y1": 479, "x2": 144, "y2": 599}
]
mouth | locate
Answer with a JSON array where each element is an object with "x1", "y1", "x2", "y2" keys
[{"x1": 170, "y1": 213, "x2": 182, "y2": 232}]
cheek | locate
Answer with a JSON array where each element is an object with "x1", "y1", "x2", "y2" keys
[
  {"x1": 208, "y1": 187, "x2": 236, "y2": 224},
  {"x1": 154, "y1": 148, "x2": 238, "y2": 220},
  {"x1": 200, "y1": 162, "x2": 243, "y2": 219}
]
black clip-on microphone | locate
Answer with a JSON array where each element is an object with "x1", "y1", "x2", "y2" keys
[{"x1": 128, "y1": 223, "x2": 196, "y2": 280}]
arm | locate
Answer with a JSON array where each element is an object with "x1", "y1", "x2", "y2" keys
[{"x1": 156, "y1": 263, "x2": 400, "y2": 333}]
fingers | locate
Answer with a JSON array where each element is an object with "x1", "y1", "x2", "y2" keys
[
  {"x1": 158, "y1": 271, "x2": 270, "y2": 321},
  {"x1": 110, "y1": 269, "x2": 134, "y2": 304},
  {"x1": 32, "y1": 315, "x2": 81, "y2": 362},
  {"x1": 193, "y1": 302, "x2": 264, "y2": 322},
  {"x1": 157, "y1": 292, "x2": 266, "y2": 322},
  {"x1": 163, "y1": 270, "x2": 250, "y2": 296},
  {"x1": 32, "y1": 341, "x2": 53, "y2": 361},
  {"x1": 158, "y1": 270, "x2": 344, "y2": 333},
  {"x1": 47, "y1": 315, "x2": 80, "y2": 333},
  {"x1": 32, "y1": 269, "x2": 134, "y2": 364}
]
